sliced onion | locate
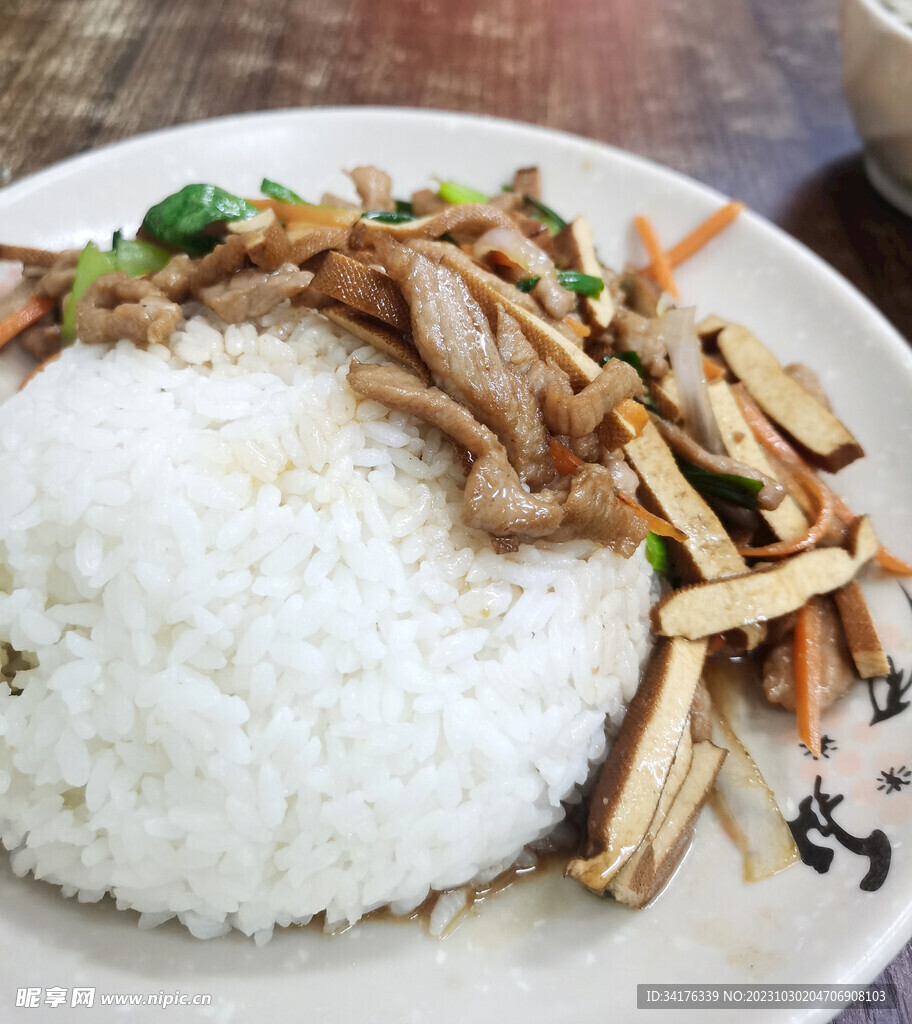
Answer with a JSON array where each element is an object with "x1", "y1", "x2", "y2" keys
[
  {"x1": 661, "y1": 306, "x2": 725, "y2": 454},
  {"x1": 473, "y1": 227, "x2": 554, "y2": 276},
  {"x1": 704, "y1": 660, "x2": 800, "y2": 881}
]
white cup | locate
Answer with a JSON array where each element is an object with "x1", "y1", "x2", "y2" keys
[{"x1": 841, "y1": 0, "x2": 912, "y2": 216}]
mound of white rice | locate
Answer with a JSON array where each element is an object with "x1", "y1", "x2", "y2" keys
[{"x1": 0, "y1": 308, "x2": 653, "y2": 942}]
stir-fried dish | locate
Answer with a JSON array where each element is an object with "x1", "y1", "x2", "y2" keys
[{"x1": 2, "y1": 164, "x2": 909, "y2": 915}]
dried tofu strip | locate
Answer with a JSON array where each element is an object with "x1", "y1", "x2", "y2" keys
[
  {"x1": 557, "y1": 217, "x2": 615, "y2": 330},
  {"x1": 608, "y1": 728, "x2": 693, "y2": 894},
  {"x1": 609, "y1": 740, "x2": 727, "y2": 907},
  {"x1": 648, "y1": 372, "x2": 683, "y2": 422},
  {"x1": 440, "y1": 251, "x2": 601, "y2": 388},
  {"x1": 311, "y1": 251, "x2": 411, "y2": 332},
  {"x1": 322, "y1": 304, "x2": 431, "y2": 384},
  {"x1": 696, "y1": 314, "x2": 728, "y2": 343},
  {"x1": 566, "y1": 636, "x2": 707, "y2": 892},
  {"x1": 707, "y1": 379, "x2": 808, "y2": 543},
  {"x1": 623, "y1": 420, "x2": 748, "y2": 583},
  {"x1": 652, "y1": 515, "x2": 879, "y2": 639},
  {"x1": 716, "y1": 324, "x2": 863, "y2": 472},
  {"x1": 228, "y1": 208, "x2": 291, "y2": 271},
  {"x1": 833, "y1": 580, "x2": 890, "y2": 679}
]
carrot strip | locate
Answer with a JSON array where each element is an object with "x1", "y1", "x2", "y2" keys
[
  {"x1": 736, "y1": 464, "x2": 836, "y2": 557},
  {"x1": 633, "y1": 216, "x2": 679, "y2": 299},
  {"x1": 734, "y1": 383, "x2": 912, "y2": 572},
  {"x1": 702, "y1": 355, "x2": 726, "y2": 382},
  {"x1": 874, "y1": 547, "x2": 912, "y2": 576},
  {"x1": 549, "y1": 436, "x2": 583, "y2": 475},
  {"x1": 17, "y1": 351, "x2": 60, "y2": 390},
  {"x1": 564, "y1": 317, "x2": 591, "y2": 338},
  {"x1": 616, "y1": 491, "x2": 687, "y2": 541},
  {"x1": 663, "y1": 201, "x2": 746, "y2": 270},
  {"x1": 0, "y1": 294, "x2": 55, "y2": 350},
  {"x1": 794, "y1": 598, "x2": 824, "y2": 758},
  {"x1": 615, "y1": 397, "x2": 649, "y2": 435}
]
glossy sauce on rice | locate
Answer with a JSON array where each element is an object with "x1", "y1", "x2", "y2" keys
[{"x1": 0, "y1": 308, "x2": 653, "y2": 942}]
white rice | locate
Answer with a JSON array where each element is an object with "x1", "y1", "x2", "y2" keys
[{"x1": 0, "y1": 307, "x2": 653, "y2": 942}]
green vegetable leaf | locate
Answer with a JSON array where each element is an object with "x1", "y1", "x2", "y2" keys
[
  {"x1": 523, "y1": 195, "x2": 568, "y2": 235},
  {"x1": 61, "y1": 242, "x2": 119, "y2": 343},
  {"x1": 395, "y1": 199, "x2": 414, "y2": 216},
  {"x1": 677, "y1": 459, "x2": 763, "y2": 509},
  {"x1": 438, "y1": 181, "x2": 489, "y2": 205},
  {"x1": 645, "y1": 531, "x2": 672, "y2": 576},
  {"x1": 516, "y1": 276, "x2": 541, "y2": 293},
  {"x1": 604, "y1": 350, "x2": 646, "y2": 381},
  {"x1": 141, "y1": 184, "x2": 259, "y2": 255},
  {"x1": 360, "y1": 210, "x2": 415, "y2": 224},
  {"x1": 261, "y1": 178, "x2": 309, "y2": 205},
  {"x1": 557, "y1": 269, "x2": 604, "y2": 298}
]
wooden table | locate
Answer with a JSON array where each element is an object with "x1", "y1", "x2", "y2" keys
[{"x1": 1, "y1": 0, "x2": 910, "y2": 1018}]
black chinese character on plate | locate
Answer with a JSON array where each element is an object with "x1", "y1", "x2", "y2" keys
[
  {"x1": 877, "y1": 766, "x2": 911, "y2": 795},
  {"x1": 801, "y1": 734, "x2": 837, "y2": 758},
  {"x1": 788, "y1": 775, "x2": 891, "y2": 892}
]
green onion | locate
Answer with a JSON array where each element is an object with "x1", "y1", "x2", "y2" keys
[
  {"x1": 516, "y1": 276, "x2": 541, "y2": 293},
  {"x1": 523, "y1": 195, "x2": 568, "y2": 234},
  {"x1": 113, "y1": 238, "x2": 170, "y2": 277},
  {"x1": 395, "y1": 199, "x2": 414, "y2": 215},
  {"x1": 261, "y1": 178, "x2": 309, "y2": 205},
  {"x1": 61, "y1": 243, "x2": 119, "y2": 343},
  {"x1": 677, "y1": 459, "x2": 763, "y2": 509},
  {"x1": 557, "y1": 269, "x2": 604, "y2": 298},
  {"x1": 360, "y1": 210, "x2": 415, "y2": 223},
  {"x1": 645, "y1": 531, "x2": 672, "y2": 576},
  {"x1": 141, "y1": 184, "x2": 259, "y2": 255},
  {"x1": 438, "y1": 181, "x2": 489, "y2": 205}
]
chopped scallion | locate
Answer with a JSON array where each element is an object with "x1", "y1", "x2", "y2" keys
[
  {"x1": 516, "y1": 276, "x2": 541, "y2": 293},
  {"x1": 261, "y1": 178, "x2": 309, "y2": 205},
  {"x1": 556, "y1": 269, "x2": 604, "y2": 298},
  {"x1": 438, "y1": 181, "x2": 489, "y2": 205}
]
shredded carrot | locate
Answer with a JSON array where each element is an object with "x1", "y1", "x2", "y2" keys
[
  {"x1": 0, "y1": 294, "x2": 55, "y2": 351},
  {"x1": 460, "y1": 242, "x2": 474, "y2": 254},
  {"x1": 564, "y1": 317, "x2": 591, "y2": 339},
  {"x1": 549, "y1": 436, "x2": 583, "y2": 475},
  {"x1": 702, "y1": 355, "x2": 726, "y2": 382},
  {"x1": 17, "y1": 351, "x2": 61, "y2": 390},
  {"x1": 615, "y1": 397, "x2": 649, "y2": 436},
  {"x1": 733, "y1": 384, "x2": 912, "y2": 572},
  {"x1": 736, "y1": 464, "x2": 835, "y2": 558},
  {"x1": 634, "y1": 216, "x2": 679, "y2": 299},
  {"x1": 794, "y1": 598, "x2": 824, "y2": 758},
  {"x1": 874, "y1": 546, "x2": 912, "y2": 576},
  {"x1": 663, "y1": 201, "x2": 746, "y2": 270},
  {"x1": 616, "y1": 491, "x2": 687, "y2": 542},
  {"x1": 485, "y1": 249, "x2": 524, "y2": 272}
]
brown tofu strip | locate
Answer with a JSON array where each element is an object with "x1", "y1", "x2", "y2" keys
[
  {"x1": 227, "y1": 208, "x2": 290, "y2": 271},
  {"x1": 311, "y1": 251, "x2": 412, "y2": 332},
  {"x1": 609, "y1": 740, "x2": 727, "y2": 908},
  {"x1": 565, "y1": 636, "x2": 707, "y2": 892},
  {"x1": 707, "y1": 380, "x2": 808, "y2": 543},
  {"x1": 833, "y1": 580, "x2": 890, "y2": 679},
  {"x1": 440, "y1": 252, "x2": 601, "y2": 388},
  {"x1": 652, "y1": 515, "x2": 879, "y2": 639},
  {"x1": 648, "y1": 372, "x2": 683, "y2": 422},
  {"x1": 624, "y1": 420, "x2": 747, "y2": 582},
  {"x1": 716, "y1": 324, "x2": 863, "y2": 472},
  {"x1": 696, "y1": 314, "x2": 728, "y2": 342},
  {"x1": 322, "y1": 304, "x2": 431, "y2": 384},
  {"x1": 558, "y1": 217, "x2": 615, "y2": 330}
]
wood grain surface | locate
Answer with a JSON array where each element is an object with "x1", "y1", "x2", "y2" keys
[{"x1": 1, "y1": 0, "x2": 910, "y2": 1019}]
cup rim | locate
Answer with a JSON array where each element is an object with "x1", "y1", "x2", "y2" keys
[{"x1": 853, "y1": 0, "x2": 912, "y2": 43}]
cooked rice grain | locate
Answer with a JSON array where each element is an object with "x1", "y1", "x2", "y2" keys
[{"x1": 0, "y1": 309, "x2": 652, "y2": 942}]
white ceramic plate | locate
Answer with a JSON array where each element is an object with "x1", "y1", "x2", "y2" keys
[{"x1": 1, "y1": 108, "x2": 911, "y2": 1024}]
